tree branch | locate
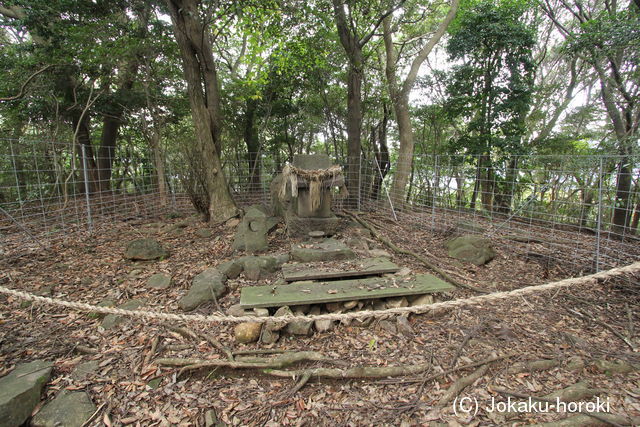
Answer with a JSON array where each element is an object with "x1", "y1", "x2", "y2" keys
[{"x1": 0, "y1": 65, "x2": 54, "y2": 102}]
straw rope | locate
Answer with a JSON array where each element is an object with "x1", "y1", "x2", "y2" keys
[{"x1": 1, "y1": 261, "x2": 638, "y2": 325}]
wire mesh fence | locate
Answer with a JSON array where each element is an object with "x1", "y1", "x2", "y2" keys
[{"x1": 1, "y1": 140, "x2": 638, "y2": 275}]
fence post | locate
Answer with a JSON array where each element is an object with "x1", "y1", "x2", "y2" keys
[
  {"x1": 431, "y1": 155, "x2": 438, "y2": 230},
  {"x1": 357, "y1": 152, "x2": 362, "y2": 211},
  {"x1": 595, "y1": 157, "x2": 603, "y2": 272},
  {"x1": 80, "y1": 144, "x2": 93, "y2": 233}
]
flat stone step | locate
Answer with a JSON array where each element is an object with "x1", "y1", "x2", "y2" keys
[
  {"x1": 239, "y1": 274, "x2": 454, "y2": 308},
  {"x1": 282, "y1": 257, "x2": 399, "y2": 282},
  {"x1": 290, "y1": 239, "x2": 356, "y2": 262}
]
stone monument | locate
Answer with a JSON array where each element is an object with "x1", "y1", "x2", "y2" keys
[{"x1": 275, "y1": 154, "x2": 346, "y2": 237}]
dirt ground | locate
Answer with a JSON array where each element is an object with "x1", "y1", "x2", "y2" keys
[{"x1": 1, "y1": 210, "x2": 639, "y2": 426}]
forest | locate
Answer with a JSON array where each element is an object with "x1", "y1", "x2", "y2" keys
[{"x1": 1, "y1": 0, "x2": 640, "y2": 426}]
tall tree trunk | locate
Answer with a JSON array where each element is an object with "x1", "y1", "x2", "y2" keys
[
  {"x1": 389, "y1": 94, "x2": 414, "y2": 208},
  {"x1": 72, "y1": 113, "x2": 99, "y2": 194},
  {"x1": 166, "y1": 0, "x2": 237, "y2": 222},
  {"x1": 371, "y1": 103, "x2": 390, "y2": 200},
  {"x1": 244, "y1": 98, "x2": 261, "y2": 189},
  {"x1": 345, "y1": 57, "x2": 363, "y2": 208},
  {"x1": 149, "y1": 132, "x2": 168, "y2": 207},
  {"x1": 97, "y1": 116, "x2": 119, "y2": 193}
]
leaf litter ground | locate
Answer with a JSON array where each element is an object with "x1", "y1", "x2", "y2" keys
[{"x1": 1, "y1": 211, "x2": 639, "y2": 426}]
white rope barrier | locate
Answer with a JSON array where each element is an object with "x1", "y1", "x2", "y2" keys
[{"x1": 1, "y1": 261, "x2": 638, "y2": 325}]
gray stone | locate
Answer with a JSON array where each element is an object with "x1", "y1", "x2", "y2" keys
[
  {"x1": 291, "y1": 239, "x2": 356, "y2": 262},
  {"x1": 368, "y1": 249, "x2": 391, "y2": 258},
  {"x1": 292, "y1": 153, "x2": 333, "y2": 170},
  {"x1": 31, "y1": 391, "x2": 96, "y2": 427},
  {"x1": 179, "y1": 269, "x2": 227, "y2": 311},
  {"x1": 227, "y1": 304, "x2": 251, "y2": 317},
  {"x1": 378, "y1": 320, "x2": 397, "y2": 334},
  {"x1": 314, "y1": 319, "x2": 334, "y2": 333},
  {"x1": 146, "y1": 273, "x2": 173, "y2": 289},
  {"x1": 343, "y1": 300, "x2": 358, "y2": 310},
  {"x1": 286, "y1": 317, "x2": 313, "y2": 336},
  {"x1": 124, "y1": 238, "x2": 168, "y2": 261},
  {"x1": 234, "y1": 322, "x2": 262, "y2": 343},
  {"x1": 253, "y1": 308, "x2": 270, "y2": 317},
  {"x1": 386, "y1": 297, "x2": 409, "y2": 309},
  {"x1": 593, "y1": 359, "x2": 636, "y2": 374},
  {"x1": 0, "y1": 360, "x2": 53, "y2": 427},
  {"x1": 396, "y1": 315, "x2": 414, "y2": 336},
  {"x1": 101, "y1": 299, "x2": 144, "y2": 329},
  {"x1": 87, "y1": 299, "x2": 116, "y2": 319},
  {"x1": 566, "y1": 357, "x2": 585, "y2": 372},
  {"x1": 195, "y1": 228, "x2": 213, "y2": 238},
  {"x1": 346, "y1": 237, "x2": 369, "y2": 251},
  {"x1": 217, "y1": 260, "x2": 243, "y2": 280},
  {"x1": 270, "y1": 306, "x2": 293, "y2": 331},
  {"x1": 232, "y1": 205, "x2": 271, "y2": 253},
  {"x1": 446, "y1": 235, "x2": 496, "y2": 266},
  {"x1": 285, "y1": 214, "x2": 342, "y2": 238},
  {"x1": 410, "y1": 294, "x2": 434, "y2": 306},
  {"x1": 395, "y1": 267, "x2": 412, "y2": 277},
  {"x1": 241, "y1": 256, "x2": 279, "y2": 281},
  {"x1": 270, "y1": 173, "x2": 290, "y2": 218},
  {"x1": 71, "y1": 360, "x2": 100, "y2": 381},
  {"x1": 260, "y1": 327, "x2": 280, "y2": 344},
  {"x1": 373, "y1": 300, "x2": 387, "y2": 311},
  {"x1": 326, "y1": 302, "x2": 344, "y2": 313}
]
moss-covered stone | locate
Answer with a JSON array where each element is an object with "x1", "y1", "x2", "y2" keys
[{"x1": 0, "y1": 360, "x2": 53, "y2": 427}]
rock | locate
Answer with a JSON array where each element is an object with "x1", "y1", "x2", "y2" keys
[
  {"x1": 253, "y1": 308, "x2": 270, "y2": 317},
  {"x1": 395, "y1": 267, "x2": 412, "y2": 277},
  {"x1": 346, "y1": 237, "x2": 368, "y2": 251},
  {"x1": 291, "y1": 239, "x2": 356, "y2": 262},
  {"x1": 204, "y1": 409, "x2": 221, "y2": 427},
  {"x1": 292, "y1": 304, "x2": 310, "y2": 314},
  {"x1": 101, "y1": 299, "x2": 144, "y2": 329},
  {"x1": 386, "y1": 297, "x2": 409, "y2": 309},
  {"x1": 234, "y1": 322, "x2": 262, "y2": 343},
  {"x1": 368, "y1": 249, "x2": 391, "y2": 258},
  {"x1": 124, "y1": 238, "x2": 168, "y2": 260},
  {"x1": 566, "y1": 356, "x2": 585, "y2": 372},
  {"x1": 241, "y1": 256, "x2": 279, "y2": 281},
  {"x1": 343, "y1": 300, "x2": 358, "y2": 310},
  {"x1": 195, "y1": 228, "x2": 213, "y2": 238},
  {"x1": 31, "y1": 391, "x2": 96, "y2": 427},
  {"x1": 71, "y1": 360, "x2": 100, "y2": 381},
  {"x1": 286, "y1": 318, "x2": 313, "y2": 336},
  {"x1": 0, "y1": 360, "x2": 53, "y2": 427},
  {"x1": 232, "y1": 205, "x2": 271, "y2": 253},
  {"x1": 146, "y1": 273, "x2": 173, "y2": 289},
  {"x1": 227, "y1": 304, "x2": 250, "y2": 317},
  {"x1": 179, "y1": 268, "x2": 227, "y2": 311},
  {"x1": 396, "y1": 315, "x2": 413, "y2": 336},
  {"x1": 326, "y1": 302, "x2": 344, "y2": 313},
  {"x1": 217, "y1": 260, "x2": 243, "y2": 280},
  {"x1": 373, "y1": 300, "x2": 387, "y2": 311},
  {"x1": 410, "y1": 294, "x2": 434, "y2": 306},
  {"x1": 260, "y1": 327, "x2": 280, "y2": 344},
  {"x1": 445, "y1": 235, "x2": 496, "y2": 266},
  {"x1": 274, "y1": 253, "x2": 290, "y2": 266},
  {"x1": 378, "y1": 320, "x2": 397, "y2": 334},
  {"x1": 314, "y1": 319, "x2": 334, "y2": 333},
  {"x1": 270, "y1": 306, "x2": 293, "y2": 331},
  {"x1": 593, "y1": 359, "x2": 636, "y2": 374}
]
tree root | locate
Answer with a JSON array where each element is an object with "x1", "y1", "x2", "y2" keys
[
  {"x1": 164, "y1": 324, "x2": 234, "y2": 361},
  {"x1": 437, "y1": 364, "x2": 489, "y2": 406},
  {"x1": 344, "y1": 211, "x2": 489, "y2": 293},
  {"x1": 507, "y1": 358, "x2": 560, "y2": 374},
  {"x1": 264, "y1": 363, "x2": 433, "y2": 379}
]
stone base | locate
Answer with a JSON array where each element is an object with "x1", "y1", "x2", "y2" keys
[{"x1": 285, "y1": 212, "x2": 342, "y2": 238}]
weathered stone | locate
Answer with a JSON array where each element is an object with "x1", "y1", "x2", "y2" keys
[
  {"x1": 292, "y1": 304, "x2": 310, "y2": 314},
  {"x1": 386, "y1": 297, "x2": 409, "y2": 309},
  {"x1": 373, "y1": 300, "x2": 387, "y2": 311},
  {"x1": 88, "y1": 298, "x2": 116, "y2": 319},
  {"x1": 291, "y1": 239, "x2": 356, "y2": 262},
  {"x1": 227, "y1": 304, "x2": 251, "y2": 317},
  {"x1": 253, "y1": 308, "x2": 270, "y2": 317},
  {"x1": 260, "y1": 327, "x2": 280, "y2": 344},
  {"x1": 286, "y1": 316, "x2": 313, "y2": 336},
  {"x1": 71, "y1": 360, "x2": 100, "y2": 381},
  {"x1": 293, "y1": 153, "x2": 333, "y2": 170},
  {"x1": 241, "y1": 256, "x2": 279, "y2": 281},
  {"x1": 593, "y1": 359, "x2": 636, "y2": 374},
  {"x1": 101, "y1": 299, "x2": 144, "y2": 329},
  {"x1": 232, "y1": 205, "x2": 271, "y2": 253},
  {"x1": 270, "y1": 306, "x2": 293, "y2": 331},
  {"x1": 326, "y1": 302, "x2": 344, "y2": 313},
  {"x1": 446, "y1": 235, "x2": 496, "y2": 266},
  {"x1": 195, "y1": 228, "x2": 213, "y2": 238},
  {"x1": 346, "y1": 237, "x2": 369, "y2": 251},
  {"x1": 234, "y1": 322, "x2": 262, "y2": 343},
  {"x1": 225, "y1": 218, "x2": 241, "y2": 228},
  {"x1": 566, "y1": 356, "x2": 585, "y2": 372},
  {"x1": 217, "y1": 260, "x2": 243, "y2": 280},
  {"x1": 0, "y1": 360, "x2": 53, "y2": 427},
  {"x1": 368, "y1": 249, "x2": 391, "y2": 258},
  {"x1": 410, "y1": 294, "x2": 434, "y2": 306},
  {"x1": 179, "y1": 269, "x2": 226, "y2": 311},
  {"x1": 314, "y1": 319, "x2": 334, "y2": 333},
  {"x1": 31, "y1": 391, "x2": 96, "y2": 427},
  {"x1": 378, "y1": 320, "x2": 397, "y2": 334},
  {"x1": 343, "y1": 300, "x2": 358, "y2": 310},
  {"x1": 396, "y1": 315, "x2": 413, "y2": 336},
  {"x1": 395, "y1": 267, "x2": 412, "y2": 277},
  {"x1": 285, "y1": 214, "x2": 342, "y2": 238},
  {"x1": 146, "y1": 273, "x2": 173, "y2": 289},
  {"x1": 124, "y1": 238, "x2": 168, "y2": 261}
]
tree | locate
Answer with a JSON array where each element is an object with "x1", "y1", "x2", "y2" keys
[
  {"x1": 541, "y1": 0, "x2": 640, "y2": 236},
  {"x1": 164, "y1": 0, "x2": 238, "y2": 222},
  {"x1": 445, "y1": 0, "x2": 536, "y2": 211},
  {"x1": 382, "y1": 0, "x2": 459, "y2": 208}
]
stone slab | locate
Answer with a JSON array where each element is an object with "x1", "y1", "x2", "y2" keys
[
  {"x1": 31, "y1": 391, "x2": 96, "y2": 427},
  {"x1": 239, "y1": 274, "x2": 454, "y2": 308},
  {"x1": 0, "y1": 360, "x2": 53, "y2": 427},
  {"x1": 282, "y1": 257, "x2": 399, "y2": 282},
  {"x1": 290, "y1": 238, "x2": 355, "y2": 262}
]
